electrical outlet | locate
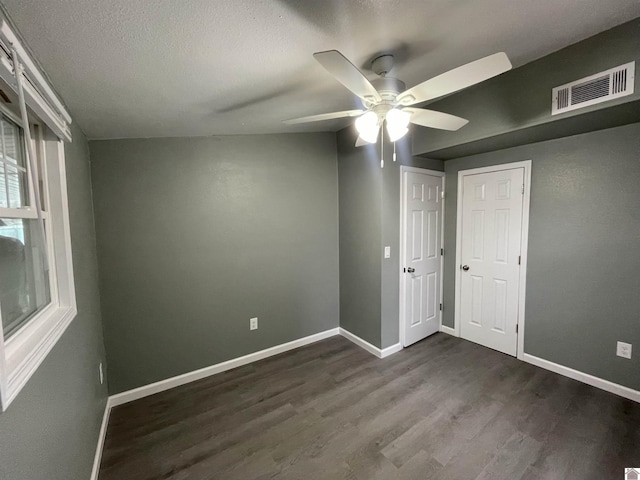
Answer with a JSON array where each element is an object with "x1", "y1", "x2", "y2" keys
[
  {"x1": 616, "y1": 341, "x2": 632, "y2": 359},
  {"x1": 99, "y1": 362, "x2": 104, "y2": 384},
  {"x1": 250, "y1": 317, "x2": 258, "y2": 330}
]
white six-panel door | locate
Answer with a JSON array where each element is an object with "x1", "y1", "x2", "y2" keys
[
  {"x1": 401, "y1": 169, "x2": 443, "y2": 347},
  {"x1": 459, "y1": 167, "x2": 525, "y2": 356}
]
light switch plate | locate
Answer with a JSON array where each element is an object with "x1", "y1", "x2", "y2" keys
[
  {"x1": 384, "y1": 246, "x2": 391, "y2": 259},
  {"x1": 617, "y1": 341, "x2": 632, "y2": 359}
]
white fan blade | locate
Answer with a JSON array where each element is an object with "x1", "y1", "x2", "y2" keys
[
  {"x1": 404, "y1": 107, "x2": 469, "y2": 131},
  {"x1": 355, "y1": 136, "x2": 368, "y2": 147},
  {"x1": 283, "y1": 109, "x2": 364, "y2": 125},
  {"x1": 314, "y1": 50, "x2": 382, "y2": 104},
  {"x1": 396, "y1": 52, "x2": 512, "y2": 106}
]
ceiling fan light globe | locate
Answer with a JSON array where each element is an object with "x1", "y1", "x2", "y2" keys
[
  {"x1": 385, "y1": 108, "x2": 411, "y2": 142},
  {"x1": 387, "y1": 125, "x2": 409, "y2": 142},
  {"x1": 355, "y1": 111, "x2": 380, "y2": 143},
  {"x1": 359, "y1": 126, "x2": 380, "y2": 144},
  {"x1": 385, "y1": 108, "x2": 411, "y2": 129}
]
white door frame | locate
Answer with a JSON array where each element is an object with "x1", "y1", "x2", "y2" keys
[
  {"x1": 399, "y1": 166, "x2": 445, "y2": 348},
  {"x1": 454, "y1": 160, "x2": 531, "y2": 360}
]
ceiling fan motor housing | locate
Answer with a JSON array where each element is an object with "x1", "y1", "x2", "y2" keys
[
  {"x1": 369, "y1": 77, "x2": 406, "y2": 106},
  {"x1": 371, "y1": 54, "x2": 395, "y2": 76}
]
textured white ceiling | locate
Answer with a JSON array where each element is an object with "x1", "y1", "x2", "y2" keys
[{"x1": 2, "y1": 0, "x2": 639, "y2": 139}]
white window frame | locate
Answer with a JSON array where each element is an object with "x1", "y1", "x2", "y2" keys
[{"x1": 0, "y1": 18, "x2": 75, "y2": 411}]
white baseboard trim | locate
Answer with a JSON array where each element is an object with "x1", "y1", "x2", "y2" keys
[
  {"x1": 108, "y1": 327, "x2": 404, "y2": 410},
  {"x1": 522, "y1": 353, "x2": 640, "y2": 403},
  {"x1": 440, "y1": 325, "x2": 457, "y2": 336},
  {"x1": 89, "y1": 333, "x2": 639, "y2": 479},
  {"x1": 109, "y1": 328, "x2": 340, "y2": 408},
  {"x1": 91, "y1": 326, "x2": 405, "y2": 477},
  {"x1": 380, "y1": 342, "x2": 403, "y2": 358},
  {"x1": 90, "y1": 398, "x2": 113, "y2": 480},
  {"x1": 339, "y1": 328, "x2": 402, "y2": 359},
  {"x1": 90, "y1": 328, "x2": 341, "y2": 478}
]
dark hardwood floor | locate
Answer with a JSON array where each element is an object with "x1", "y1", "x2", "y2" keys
[{"x1": 99, "y1": 334, "x2": 640, "y2": 480}]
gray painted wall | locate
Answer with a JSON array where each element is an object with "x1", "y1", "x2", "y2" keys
[
  {"x1": 338, "y1": 125, "x2": 443, "y2": 348},
  {"x1": 337, "y1": 127, "x2": 383, "y2": 347},
  {"x1": 443, "y1": 122, "x2": 640, "y2": 391},
  {"x1": 413, "y1": 18, "x2": 640, "y2": 157},
  {"x1": 0, "y1": 123, "x2": 108, "y2": 479},
  {"x1": 90, "y1": 133, "x2": 340, "y2": 394}
]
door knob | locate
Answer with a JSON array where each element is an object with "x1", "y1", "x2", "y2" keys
[
  {"x1": 406, "y1": 267, "x2": 415, "y2": 273},
  {"x1": 461, "y1": 265, "x2": 470, "y2": 271}
]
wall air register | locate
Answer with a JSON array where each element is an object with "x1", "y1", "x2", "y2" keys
[{"x1": 552, "y1": 61, "x2": 635, "y2": 115}]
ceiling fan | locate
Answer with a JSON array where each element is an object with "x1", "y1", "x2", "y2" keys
[{"x1": 284, "y1": 50, "x2": 512, "y2": 147}]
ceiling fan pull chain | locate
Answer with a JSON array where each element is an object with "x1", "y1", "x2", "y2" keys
[
  {"x1": 393, "y1": 141, "x2": 397, "y2": 162},
  {"x1": 380, "y1": 127, "x2": 384, "y2": 168}
]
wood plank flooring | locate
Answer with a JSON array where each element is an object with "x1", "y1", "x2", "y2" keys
[{"x1": 99, "y1": 334, "x2": 640, "y2": 480}]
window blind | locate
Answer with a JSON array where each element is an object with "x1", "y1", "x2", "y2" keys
[{"x1": 0, "y1": 16, "x2": 72, "y2": 142}]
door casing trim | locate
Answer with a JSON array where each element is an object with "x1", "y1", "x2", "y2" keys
[
  {"x1": 399, "y1": 166, "x2": 445, "y2": 348},
  {"x1": 453, "y1": 160, "x2": 531, "y2": 360}
]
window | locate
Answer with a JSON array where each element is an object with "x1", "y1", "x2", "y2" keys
[
  {"x1": 0, "y1": 108, "x2": 76, "y2": 411},
  {"x1": 0, "y1": 117, "x2": 52, "y2": 339},
  {"x1": 0, "y1": 16, "x2": 75, "y2": 411}
]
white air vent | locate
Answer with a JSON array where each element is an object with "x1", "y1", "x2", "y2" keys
[{"x1": 552, "y1": 62, "x2": 635, "y2": 115}]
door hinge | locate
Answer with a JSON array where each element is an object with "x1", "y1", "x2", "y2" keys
[
  {"x1": 521, "y1": 184, "x2": 525, "y2": 194},
  {"x1": 441, "y1": 191, "x2": 445, "y2": 199},
  {"x1": 403, "y1": 267, "x2": 406, "y2": 273},
  {"x1": 441, "y1": 248, "x2": 444, "y2": 256},
  {"x1": 439, "y1": 303, "x2": 443, "y2": 311},
  {"x1": 516, "y1": 324, "x2": 519, "y2": 333},
  {"x1": 518, "y1": 255, "x2": 521, "y2": 265}
]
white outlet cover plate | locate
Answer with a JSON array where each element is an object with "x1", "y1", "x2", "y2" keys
[
  {"x1": 616, "y1": 341, "x2": 632, "y2": 359},
  {"x1": 250, "y1": 317, "x2": 258, "y2": 330}
]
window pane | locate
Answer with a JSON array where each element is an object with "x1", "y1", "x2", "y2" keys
[
  {"x1": 0, "y1": 218, "x2": 50, "y2": 338},
  {"x1": 0, "y1": 117, "x2": 28, "y2": 209}
]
